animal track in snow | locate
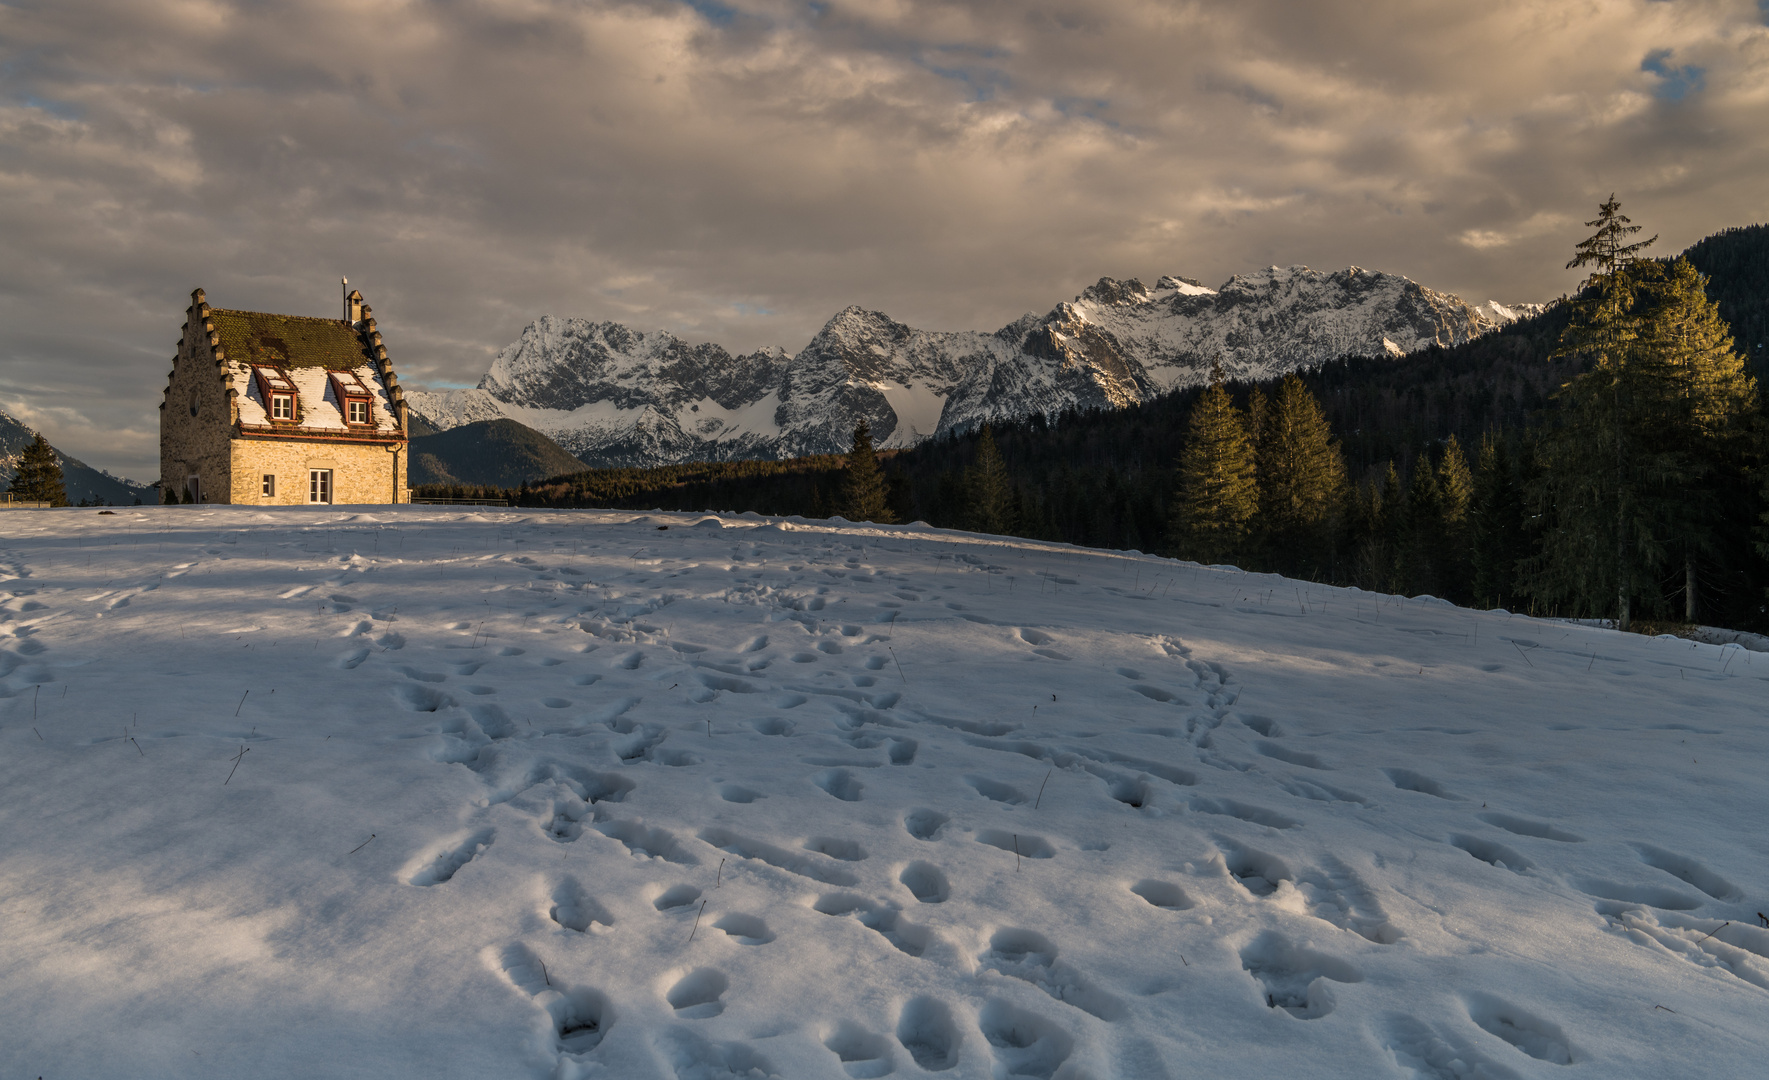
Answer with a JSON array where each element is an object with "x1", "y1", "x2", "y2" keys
[
  {"x1": 904, "y1": 809, "x2": 948, "y2": 841},
  {"x1": 813, "y1": 768, "x2": 865, "y2": 801},
  {"x1": 814, "y1": 893, "x2": 936, "y2": 957},
  {"x1": 1382, "y1": 1013, "x2": 1516, "y2": 1080},
  {"x1": 751, "y1": 717, "x2": 795, "y2": 736},
  {"x1": 549, "y1": 877, "x2": 614, "y2": 932},
  {"x1": 823, "y1": 1020, "x2": 896, "y2": 1079},
  {"x1": 1632, "y1": 842, "x2": 1741, "y2": 900},
  {"x1": 805, "y1": 836, "x2": 868, "y2": 861},
  {"x1": 1130, "y1": 879, "x2": 1194, "y2": 910},
  {"x1": 653, "y1": 884, "x2": 702, "y2": 911},
  {"x1": 1280, "y1": 778, "x2": 1371, "y2": 805},
  {"x1": 1450, "y1": 834, "x2": 1533, "y2": 873},
  {"x1": 666, "y1": 968, "x2": 729, "y2": 1018},
  {"x1": 1578, "y1": 878, "x2": 1703, "y2": 910},
  {"x1": 1217, "y1": 838, "x2": 1293, "y2": 898},
  {"x1": 1295, "y1": 856, "x2": 1401, "y2": 943},
  {"x1": 1465, "y1": 992, "x2": 1574, "y2": 1064},
  {"x1": 1384, "y1": 768, "x2": 1459, "y2": 800},
  {"x1": 976, "y1": 830, "x2": 1054, "y2": 859},
  {"x1": 392, "y1": 684, "x2": 452, "y2": 712},
  {"x1": 497, "y1": 944, "x2": 614, "y2": 1056},
  {"x1": 1190, "y1": 796, "x2": 1301, "y2": 830},
  {"x1": 712, "y1": 913, "x2": 774, "y2": 945},
  {"x1": 408, "y1": 828, "x2": 494, "y2": 886},
  {"x1": 896, "y1": 996, "x2": 961, "y2": 1072},
  {"x1": 1477, "y1": 813, "x2": 1583, "y2": 842},
  {"x1": 977, "y1": 999, "x2": 1074, "y2": 1080},
  {"x1": 899, "y1": 861, "x2": 950, "y2": 903},
  {"x1": 594, "y1": 819, "x2": 698, "y2": 864},
  {"x1": 719, "y1": 783, "x2": 762, "y2": 803},
  {"x1": 1255, "y1": 742, "x2": 1329, "y2": 769},
  {"x1": 1239, "y1": 931, "x2": 1362, "y2": 1019},
  {"x1": 976, "y1": 928, "x2": 1126, "y2": 1021},
  {"x1": 966, "y1": 775, "x2": 1027, "y2": 804},
  {"x1": 700, "y1": 828, "x2": 860, "y2": 886}
]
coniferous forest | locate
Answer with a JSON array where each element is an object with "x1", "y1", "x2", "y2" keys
[{"x1": 488, "y1": 215, "x2": 1769, "y2": 632}]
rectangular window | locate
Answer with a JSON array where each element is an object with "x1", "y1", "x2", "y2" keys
[
  {"x1": 308, "y1": 469, "x2": 332, "y2": 504},
  {"x1": 270, "y1": 394, "x2": 293, "y2": 420},
  {"x1": 261, "y1": 474, "x2": 275, "y2": 497},
  {"x1": 347, "y1": 399, "x2": 368, "y2": 425}
]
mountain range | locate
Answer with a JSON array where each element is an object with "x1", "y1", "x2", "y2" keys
[{"x1": 407, "y1": 265, "x2": 1541, "y2": 468}]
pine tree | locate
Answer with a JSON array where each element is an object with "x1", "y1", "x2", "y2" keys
[
  {"x1": 837, "y1": 420, "x2": 894, "y2": 523},
  {"x1": 966, "y1": 425, "x2": 1015, "y2": 534},
  {"x1": 1399, "y1": 452, "x2": 1443, "y2": 597},
  {"x1": 1471, "y1": 433, "x2": 1526, "y2": 607},
  {"x1": 1435, "y1": 435, "x2": 1475, "y2": 601},
  {"x1": 1254, "y1": 374, "x2": 1347, "y2": 578},
  {"x1": 1170, "y1": 364, "x2": 1258, "y2": 565},
  {"x1": 1636, "y1": 256, "x2": 1760, "y2": 621},
  {"x1": 8, "y1": 434, "x2": 68, "y2": 507}
]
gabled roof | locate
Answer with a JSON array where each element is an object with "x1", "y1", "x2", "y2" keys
[{"x1": 211, "y1": 309, "x2": 375, "y2": 371}]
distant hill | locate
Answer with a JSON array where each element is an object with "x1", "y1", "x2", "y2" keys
[
  {"x1": 409, "y1": 418, "x2": 588, "y2": 489},
  {"x1": 0, "y1": 408, "x2": 152, "y2": 505}
]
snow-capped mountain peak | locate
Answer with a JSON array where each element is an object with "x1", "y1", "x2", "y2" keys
[{"x1": 408, "y1": 265, "x2": 1535, "y2": 469}]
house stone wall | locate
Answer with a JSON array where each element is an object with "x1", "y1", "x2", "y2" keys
[
  {"x1": 229, "y1": 438, "x2": 407, "y2": 504},
  {"x1": 160, "y1": 291, "x2": 238, "y2": 501}
]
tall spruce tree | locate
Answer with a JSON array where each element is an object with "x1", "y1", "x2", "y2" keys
[
  {"x1": 838, "y1": 420, "x2": 895, "y2": 523},
  {"x1": 1254, "y1": 374, "x2": 1348, "y2": 578},
  {"x1": 966, "y1": 425, "x2": 1015, "y2": 534},
  {"x1": 1170, "y1": 364, "x2": 1258, "y2": 564},
  {"x1": 1527, "y1": 198, "x2": 1666, "y2": 628},
  {"x1": 1635, "y1": 257, "x2": 1760, "y2": 621},
  {"x1": 8, "y1": 434, "x2": 68, "y2": 507}
]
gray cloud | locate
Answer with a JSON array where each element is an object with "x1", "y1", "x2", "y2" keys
[{"x1": 3, "y1": 0, "x2": 1766, "y2": 478}]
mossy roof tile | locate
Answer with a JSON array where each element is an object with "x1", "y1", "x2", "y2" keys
[{"x1": 211, "y1": 309, "x2": 374, "y2": 370}]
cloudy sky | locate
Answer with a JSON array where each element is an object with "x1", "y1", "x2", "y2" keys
[{"x1": 3, "y1": 0, "x2": 1767, "y2": 480}]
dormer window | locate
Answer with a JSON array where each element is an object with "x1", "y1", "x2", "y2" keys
[
  {"x1": 253, "y1": 366, "x2": 299, "y2": 425},
  {"x1": 329, "y1": 369, "x2": 376, "y2": 428}
]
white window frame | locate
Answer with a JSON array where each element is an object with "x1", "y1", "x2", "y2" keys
[
  {"x1": 308, "y1": 469, "x2": 332, "y2": 504},
  {"x1": 270, "y1": 393, "x2": 293, "y2": 421},
  {"x1": 347, "y1": 399, "x2": 368, "y2": 425},
  {"x1": 261, "y1": 474, "x2": 275, "y2": 497}
]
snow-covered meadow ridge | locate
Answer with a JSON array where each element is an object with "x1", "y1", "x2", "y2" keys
[{"x1": 2, "y1": 506, "x2": 1765, "y2": 1080}]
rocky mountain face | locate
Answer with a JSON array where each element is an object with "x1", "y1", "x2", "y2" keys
[{"x1": 408, "y1": 266, "x2": 1539, "y2": 468}]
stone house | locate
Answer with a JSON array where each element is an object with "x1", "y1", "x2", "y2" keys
[{"x1": 160, "y1": 282, "x2": 410, "y2": 504}]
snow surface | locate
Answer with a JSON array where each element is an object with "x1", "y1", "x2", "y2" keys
[{"x1": 3, "y1": 507, "x2": 1765, "y2": 1079}]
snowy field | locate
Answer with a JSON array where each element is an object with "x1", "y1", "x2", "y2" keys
[{"x1": 2, "y1": 506, "x2": 1766, "y2": 1079}]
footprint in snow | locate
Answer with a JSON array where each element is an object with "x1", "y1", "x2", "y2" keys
[
  {"x1": 496, "y1": 943, "x2": 615, "y2": 1057},
  {"x1": 823, "y1": 1021, "x2": 896, "y2": 1079},
  {"x1": 978, "y1": 1000, "x2": 1074, "y2": 1080},
  {"x1": 1239, "y1": 930, "x2": 1362, "y2": 1019},
  {"x1": 666, "y1": 968, "x2": 728, "y2": 1018},
  {"x1": 895, "y1": 997, "x2": 961, "y2": 1072}
]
